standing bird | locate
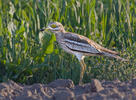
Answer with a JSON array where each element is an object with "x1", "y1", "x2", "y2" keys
[{"x1": 41, "y1": 22, "x2": 127, "y2": 85}]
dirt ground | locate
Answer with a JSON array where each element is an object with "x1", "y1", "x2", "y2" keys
[{"x1": 0, "y1": 78, "x2": 136, "y2": 100}]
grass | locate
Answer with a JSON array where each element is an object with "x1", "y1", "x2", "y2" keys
[{"x1": 0, "y1": 0, "x2": 136, "y2": 84}]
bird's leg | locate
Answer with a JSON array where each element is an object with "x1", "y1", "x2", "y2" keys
[{"x1": 79, "y1": 59, "x2": 86, "y2": 85}]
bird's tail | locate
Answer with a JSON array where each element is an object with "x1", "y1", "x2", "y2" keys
[{"x1": 103, "y1": 52, "x2": 128, "y2": 62}]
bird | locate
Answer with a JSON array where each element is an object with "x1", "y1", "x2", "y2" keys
[{"x1": 40, "y1": 22, "x2": 127, "y2": 85}]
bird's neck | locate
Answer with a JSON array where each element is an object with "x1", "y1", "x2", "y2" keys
[{"x1": 54, "y1": 31, "x2": 64, "y2": 42}]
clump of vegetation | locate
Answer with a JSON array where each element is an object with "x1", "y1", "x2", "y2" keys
[{"x1": 0, "y1": 0, "x2": 136, "y2": 84}]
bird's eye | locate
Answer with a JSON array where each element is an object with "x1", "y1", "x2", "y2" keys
[{"x1": 51, "y1": 24, "x2": 57, "y2": 28}]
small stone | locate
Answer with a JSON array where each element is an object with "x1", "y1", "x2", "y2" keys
[
  {"x1": 91, "y1": 79, "x2": 104, "y2": 92},
  {"x1": 113, "y1": 79, "x2": 121, "y2": 83},
  {"x1": 53, "y1": 89, "x2": 75, "y2": 100},
  {"x1": 76, "y1": 94, "x2": 87, "y2": 100},
  {"x1": 131, "y1": 78, "x2": 136, "y2": 88},
  {"x1": 48, "y1": 79, "x2": 74, "y2": 88}
]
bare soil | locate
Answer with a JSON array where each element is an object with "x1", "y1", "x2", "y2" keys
[{"x1": 0, "y1": 78, "x2": 136, "y2": 100}]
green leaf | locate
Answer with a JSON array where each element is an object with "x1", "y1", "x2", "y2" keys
[
  {"x1": 45, "y1": 34, "x2": 56, "y2": 54},
  {"x1": 16, "y1": 20, "x2": 25, "y2": 35},
  {"x1": 0, "y1": 13, "x2": 2, "y2": 36}
]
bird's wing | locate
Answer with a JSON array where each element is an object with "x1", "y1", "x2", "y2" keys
[
  {"x1": 88, "y1": 39, "x2": 118, "y2": 55},
  {"x1": 63, "y1": 32, "x2": 102, "y2": 54},
  {"x1": 63, "y1": 32, "x2": 118, "y2": 55}
]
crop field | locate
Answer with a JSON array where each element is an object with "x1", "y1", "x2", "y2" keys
[{"x1": 0, "y1": 0, "x2": 136, "y2": 84}]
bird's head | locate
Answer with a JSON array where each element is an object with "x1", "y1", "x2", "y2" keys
[{"x1": 40, "y1": 22, "x2": 65, "y2": 33}]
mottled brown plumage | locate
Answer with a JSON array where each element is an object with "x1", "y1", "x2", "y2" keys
[{"x1": 42, "y1": 22, "x2": 127, "y2": 85}]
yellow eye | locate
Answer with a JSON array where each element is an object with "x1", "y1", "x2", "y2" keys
[{"x1": 51, "y1": 24, "x2": 56, "y2": 28}]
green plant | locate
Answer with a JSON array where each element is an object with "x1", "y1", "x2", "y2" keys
[{"x1": 0, "y1": 0, "x2": 136, "y2": 84}]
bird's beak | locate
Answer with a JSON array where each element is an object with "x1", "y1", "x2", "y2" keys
[
  {"x1": 40, "y1": 26, "x2": 50, "y2": 32},
  {"x1": 40, "y1": 28, "x2": 45, "y2": 31},
  {"x1": 45, "y1": 26, "x2": 51, "y2": 30}
]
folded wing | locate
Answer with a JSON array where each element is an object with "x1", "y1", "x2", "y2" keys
[{"x1": 63, "y1": 32, "x2": 118, "y2": 55}]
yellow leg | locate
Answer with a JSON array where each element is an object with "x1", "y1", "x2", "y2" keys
[{"x1": 79, "y1": 59, "x2": 86, "y2": 85}]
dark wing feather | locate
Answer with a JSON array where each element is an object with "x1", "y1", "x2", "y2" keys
[
  {"x1": 88, "y1": 40, "x2": 118, "y2": 55},
  {"x1": 63, "y1": 32, "x2": 118, "y2": 55},
  {"x1": 63, "y1": 32, "x2": 101, "y2": 54}
]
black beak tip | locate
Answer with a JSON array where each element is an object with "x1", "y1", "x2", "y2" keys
[{"x1": 40, "y1": 28, "x2": 45, "y2": 31}]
